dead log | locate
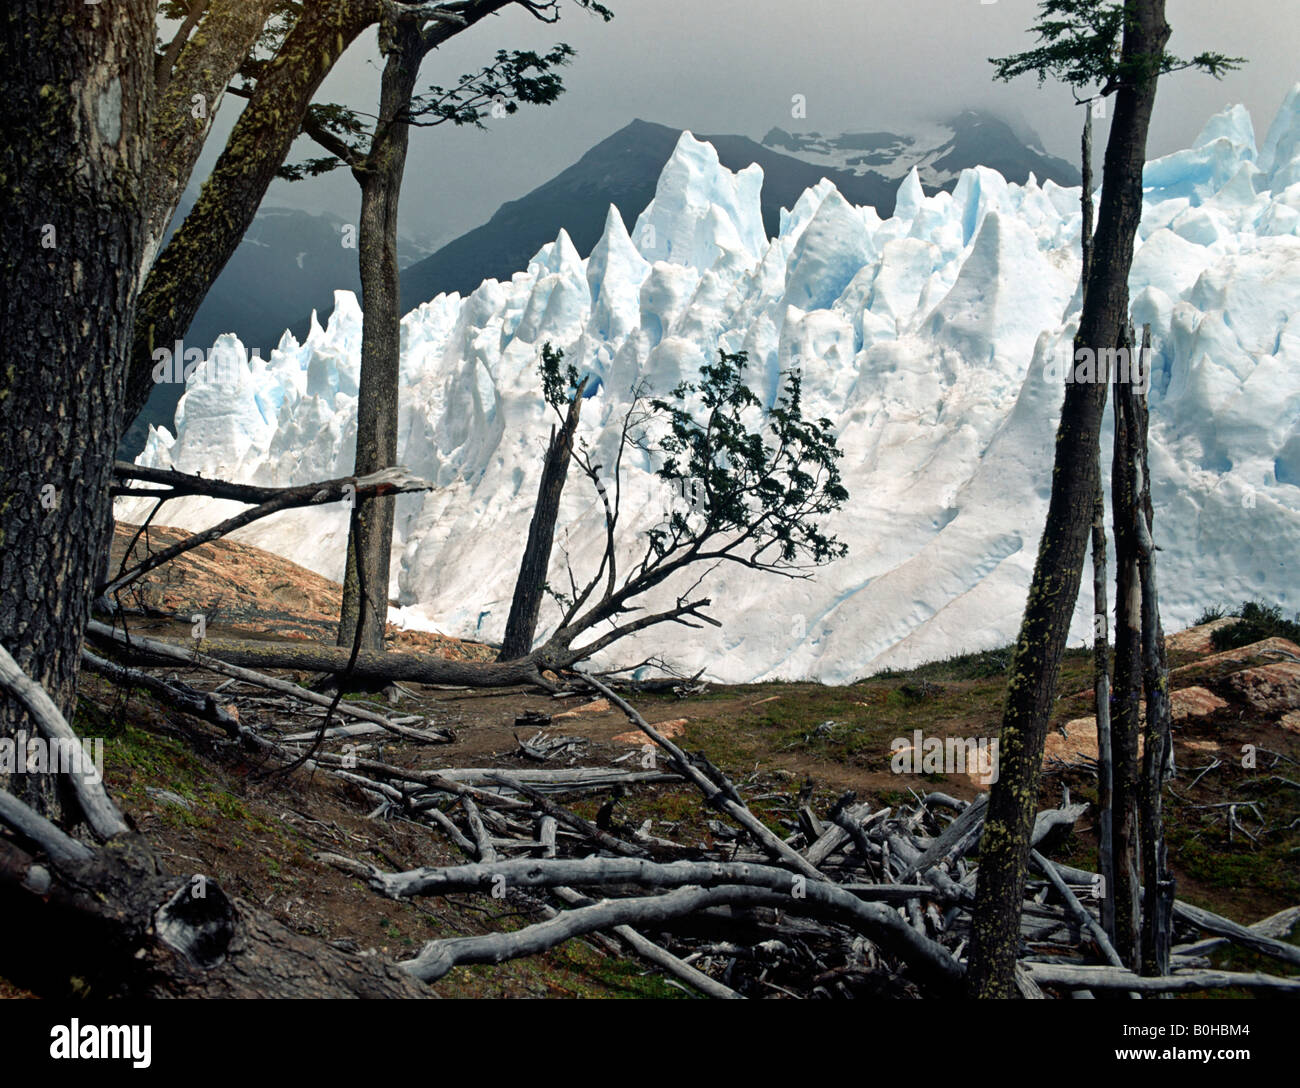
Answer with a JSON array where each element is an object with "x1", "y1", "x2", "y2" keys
[
  {"x1": 549, "y1": 885, "x2": 742, "y2": 999},
  {"x1": 81, "y1": 650, "x2": 239, "y2": 733},
  {"x1": 1030, "y1": 849, "x2": 1125, "y2": 969},
  {"x1": 396, "y1": 874, "x2": 963, "y2": 990},
  {"x1": 86, "y1": 621, "x2": 459, "y2": 735},
  {"x1": 88, "y1": 620, "x2": 547, "y2": 688},
  {"x1": 1050, "y1": 861, "x2": 1300, "y2": 969},
  {"x1": 488, "y1": 775, "x2": 653, "y2": 859},
  {"x1": 899, "y1": 793, "x2": 988, "y2": 880},
  {"x1": 1173, "y1": 906, "x2": 1300, "y2": 959},
  {"x1": 1171, "y1": 899, "x2": 1300, "y2": 969},
  {"x1": 1023, "y1": 961, "x2": 1300, "y2": 994},
  {"x1": 579, "y1": 672, "x2": 825, "y2": 879},
  {"x1": 0, "y1": 644, "x2": 129, "y2": 840},
  {"x1": 432, "y1": 767, "x2": 679, "y2": 793}
]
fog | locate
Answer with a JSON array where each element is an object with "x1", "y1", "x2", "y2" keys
[{"x1": 189, "y1": 0, "x2": 1299, "y2": 249}]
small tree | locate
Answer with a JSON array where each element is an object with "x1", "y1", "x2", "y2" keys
[
  {"x1": 500, "y1": 344, "x2": 588, "y2": 660},
  {"x1": 520, "y1": 348, "x2": 849, "y2": 670},
  {"x1": 281, "y1": 25, "x2": 588, "y2": 653}
]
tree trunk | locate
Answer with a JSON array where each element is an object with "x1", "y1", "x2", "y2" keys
[
  {"x1": 124, "y1": 0, "x2": 379, "y2": 430},
  {"x1": 123, "y1": 0, "x2": 514, "y2": 433},
  {"x1": 1111, "y1": 322, "x2": 1145, "y2": 969},
  {"x1": 0, "y1": 831, "x2": 428, "y2": 998},
  {"x1": 1081, "y1": 103, "x2": 1095, "y2": 298},
  {"x1": 1092, "y1": 477, "x2": 1117, "y2": 941},
  {"x1": 965, "y1": 0, "x2": 1171, "y2": 997},
  {"x1": 1082, "y1": 100, "x2": 1116, "y2": 944},
  {"x1": 88, "y1": 625, "x2": 549, "y2": 689},
  {"x1": 1134, "y1": 326, "x2": 1175, "y2": 976},
  {"x1": 500, "y1": 384, "x2": 588, "y2": 661},
  {"x1": 338, "y1": 20, "x2": 425, "y2": 653},
  {"x1": 142, "y1": 0, "x2": 282, "y2": 276},
  {"x1": 0, "y1": 0, "x2": 154, "y2": 820}
]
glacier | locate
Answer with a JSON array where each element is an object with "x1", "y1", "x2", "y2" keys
[{"x1": 119, "y1": 88, "x2": 1300, "y2": 684}]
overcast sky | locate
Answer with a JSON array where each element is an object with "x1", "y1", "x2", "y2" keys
[{"x1": 198, "y1": 0, "x2": 1299, "y2": 249}]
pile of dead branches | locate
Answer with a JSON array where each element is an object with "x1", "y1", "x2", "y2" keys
[
  {"x1": 12, "y1": 620, "x2": 1300, "y2": 998},
  {"x1": 291, "y1": 676, "x2": 1299, "y2": 999}
]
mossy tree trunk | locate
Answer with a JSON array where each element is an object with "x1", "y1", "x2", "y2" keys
[
  {"x1": 337, "y1": 19, "x2": 425, "y2": 653},
  {"x1": 123, "y1": 0, "x2": 516, "y2": 434},
  {"x1": 142, "y1": 0, "x2": 282, "y2": 276},
  {"x1": 1133, "y1": 325, "x2": 1175, "y2": 976},
  {"x1": 965, "y1": 0, "x2": 1172, "y2": 997},
  {"x1": 124, "y1": 0, "x2": 382, "y2": 429},
  {"x1": 0, "y1": 0, "x2": 154, "y2": 820}
]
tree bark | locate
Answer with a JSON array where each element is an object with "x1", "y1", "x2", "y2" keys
[
  {"x1": 500, "y1": 382, "x2": 588, "y2": 660},
  {"x1": 339, "y1": 20, "x2": 426, "y2": 653},
  {"x1": 0, "y1": 829, "x2": 429, "y2": 998},
  {"x1": 0, "y1": 0, "x2": 154, "y2": 821},
  {"x1": 1111, "y1": 321, "x2": 1145, "y2": 969},
  {"x1": 88, "y1": 624, "x2": 548, "y2": 688},
  {"x1": 125, "y1": 0, "x2": 382, "y2": 429},
  {"x1": 1083, "y1": 101, "x2": 1116, "y2": 945},
  {"x1": 142, "y1": 0, "x2": 282, "y2": 277},
  {"x1": 1092, "y1": 485, "x2": 1117, "y2": 943},
  {"x1": 124, "y1": 0, "x2": 516, "y2": 435},
  {"x1": 965, "y1": 0, "x2": 1171, "y2": 997},
  {"x1": 1133, "y1": 325, "x2": 1175, "y2": 976}
]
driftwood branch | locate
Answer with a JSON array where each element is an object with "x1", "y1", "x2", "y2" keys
[
  {"x1": 102, "y1": 466, "x2": 432, "y2": 599},
  {"x1": 578, "y1": 672, "x2": 824, "y2": 878},
  {"x1": 0, "y1": 643, "x2": 129, "y2": 840},
  {"x1": 1024, "y1": 962, "x2": 1300, "y2": 994},
  {"x1": 399, "y1": 878, "x2": 963, "y2": 990}
]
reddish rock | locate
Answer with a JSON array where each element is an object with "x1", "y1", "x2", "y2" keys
[
  {"x1": 1170, "y1": 686, "x2": 1228, "y2": 721},
  {"x1": 1165, "y1": 618, "x2": 1242, "y2": 654},
  {"x1": 613, "y1": 718, "x2": 688, "y2": 745},
  {"x1": 1226, "y1": 661, "x2": 1300, "y2": 715},
  {"x1": 553, "y1": 698, "x2": 611, "y2": 720},
  {"x1": 1171, "y1": 637, "x2": 1300, "y2": 677}
]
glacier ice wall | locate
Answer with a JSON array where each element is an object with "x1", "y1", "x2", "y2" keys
[{"x1": 121, "y1": 87, "x2": 1300, "y2": 683}]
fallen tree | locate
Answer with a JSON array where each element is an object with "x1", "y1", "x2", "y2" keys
[
  {"x1": 88, "y1": 619, "x2": 548, "y2": 688},
  {"x1": 102, "y1": 464, "x2": 432, "y2": 603}
]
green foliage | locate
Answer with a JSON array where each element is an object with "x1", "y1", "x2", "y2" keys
[
  {"x1": 991, "y1": 0, "x2": 1244, "y2": 94},
  {"x1": 407, "y1": 44, "x2": 576, "y2": 130},
  {"x1": 1209, "y1": 600, "x2": 1300, "y2": 651},
  {"x1": 871, "y1": 644, "x2": 1017, "y2": 682},
  {"x1": 1194, "y1": 604, "x2": 1227, "y2": 625},
  {"x1": 539, "y1": 342, "x2": 581, "y2": 411},
  {"x1": 648, "y1": 350, "x2": 848, "y2": 568},
  {"x1": 277, "y1": 102, "x2": 370, "y2": 181},
  {"x1": 279, "y1": 42, "x2": 576, "y2": 181}
]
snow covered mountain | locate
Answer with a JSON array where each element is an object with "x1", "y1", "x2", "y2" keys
[
  {"x1": 762, "y1": 110, "x2": 1080, "y2": 193},
  {"x1": 120, "y1": 88, "x2": 1300, "y2": 683},
  {"x1": 399, "y1": 115, "x2": 1078, "y2": 314}
]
